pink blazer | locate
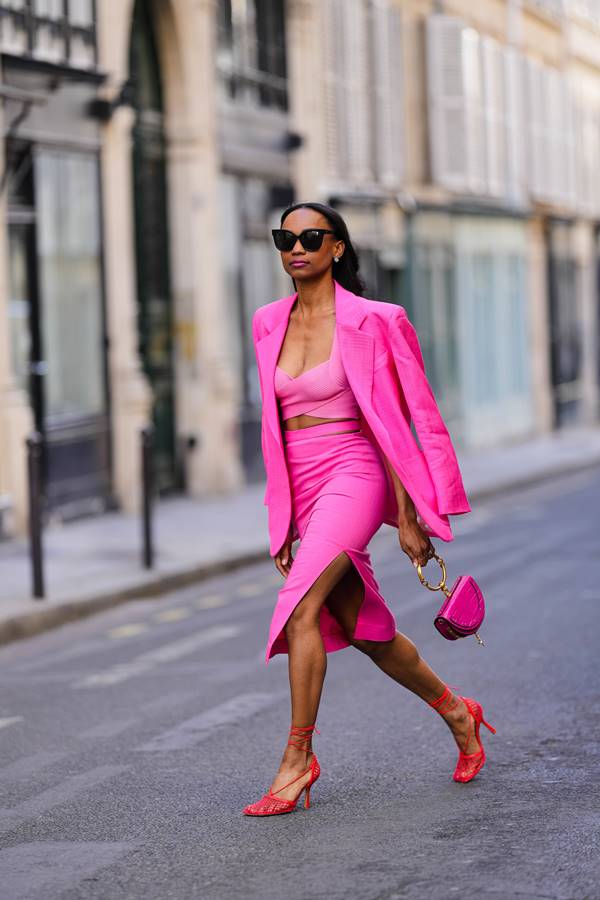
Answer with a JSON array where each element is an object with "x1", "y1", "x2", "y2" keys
[{"x1": 252, "y1": 279, "x2": 471, "y2": 556}]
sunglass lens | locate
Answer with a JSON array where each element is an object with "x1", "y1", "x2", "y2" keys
[
  {"x1": 300, "y1": 230, "x2": 325, "y2": 251},
  {"x1": 272, "y1": 230, "x2": 295, "y2": 251}
]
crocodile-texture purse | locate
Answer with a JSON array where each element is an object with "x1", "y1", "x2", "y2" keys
[{"x1": 416, "y1": 551, "x2": 486, "y2": 646}]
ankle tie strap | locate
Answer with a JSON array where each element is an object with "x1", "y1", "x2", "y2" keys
[
  {"x1": 287, "y1": 724, "x2": 320, "y2": 751},
  {"x1": 428, "y1": 684, "x2": 461, "y2": 715}
]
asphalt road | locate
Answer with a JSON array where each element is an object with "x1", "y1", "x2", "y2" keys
[{"x1": 0, "y1": 468, "x2": 599, "y2": 900}]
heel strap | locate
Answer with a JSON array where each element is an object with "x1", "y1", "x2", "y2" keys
[{"x1": 287, "y1": 723, "x2": 320, "y2": 751}]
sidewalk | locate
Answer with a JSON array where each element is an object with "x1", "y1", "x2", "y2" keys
[{"x1": 1, "y1": 425, "x2": 599, "y2": 645}]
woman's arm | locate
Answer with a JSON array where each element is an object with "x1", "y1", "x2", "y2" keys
[
  {"x1": 381, "y1": 451, "x2": 434, "y2": 567},
  {"x1": 381, "y1": 452, "x2": 418, "y2": 524}
]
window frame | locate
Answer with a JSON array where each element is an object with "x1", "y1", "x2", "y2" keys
[{"x1": 0, "y1": 0, "x2": 97, "y2": 70}]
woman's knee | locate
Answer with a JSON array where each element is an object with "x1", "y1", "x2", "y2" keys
[
  {"x1": 351, "y1": 632, "x2": 419, "y2": 666},
  {"x1": 284, "y1": 597, "x2": 321, "y2": 639},
  {"x1": 350, "y1": 636, "x2": 394, "y2": 659}
]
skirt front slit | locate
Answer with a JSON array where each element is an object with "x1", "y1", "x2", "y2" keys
[{"x1": 265, "y1": 420, "x2": 398, "y2": 663}]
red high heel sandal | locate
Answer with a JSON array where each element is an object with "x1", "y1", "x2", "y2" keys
[
  {"x1": 242, "y1": 724, "x2": 321, "y2": 816},
  {"x1": 428, "y1": 685, "x2": 496, "y2": 783}
]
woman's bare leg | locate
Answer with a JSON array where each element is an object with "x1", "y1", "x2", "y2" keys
[
  {"x1": 325, "y1": 568, "x2": 481, "y2": 755},
  {"x1": 267, "y1": 552, "x2": 353, "y2": 802}
]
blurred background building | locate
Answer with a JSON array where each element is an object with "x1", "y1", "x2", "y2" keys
[{"x1": 0, "y1": 0, "x2": 599, "y2": 538}]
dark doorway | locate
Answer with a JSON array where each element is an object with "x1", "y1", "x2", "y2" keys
[
  {"x1": 546, "y1": 220, "x2": 584, "y2": 428},
  {"x1": 129, "y1": 0, "x2": 178, "y2": 493}
]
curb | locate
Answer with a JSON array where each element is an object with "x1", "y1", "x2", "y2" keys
[
  {"x1": 0, "y1": 548, "x2": 270, "y2": 647},
  {"x1": 1, "y1": 456, "x2": 598, "y2": 647}
]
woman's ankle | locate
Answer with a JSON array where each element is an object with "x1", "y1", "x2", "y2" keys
[
  {"x1": 428, "y1": 685, "x2": 464, "y2": 719},
  {"x1": 282, "y1": 746, "x2": 313, "y2": 767}
]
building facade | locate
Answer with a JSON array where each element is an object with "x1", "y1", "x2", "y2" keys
[{"x1": 0, "y1": 0, "x2": 599, "y2": 538}]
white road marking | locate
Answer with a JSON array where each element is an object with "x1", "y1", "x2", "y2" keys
[
  {"x1": 154, "y1": 608, "x2": 191, "y2": 623},
  {"x1": 194, "y1": 594, "x2": 228, "y2": 609},
  {"x1": 108, "y1": 623, "x2": 148, "y2": 640},
  {"x1": 0, "y1": 751, "x2": 67, "y2": 782},
  {"x1": 0, "y1": 765, "x2": 126, "y2": 837},
  {"x1": 0, "y1": 717, "x2": 23, "y2": 731},
  {"x1": 143, "y1": 689, "x2": 199, "y2": 714},
  {"x1": 74, "y1": 624, "x2": 241, "y2": 688},
  {"x1": 0, "y1": 841, "x2": 133, "y2": 900},
  {"x1": 136, "y1": 691, "x2": 286, "y2": 752},
  {"x1": 236, "y1": 583, "x2": 263, "y2": 597},
  {"x1": 79, "y1": 718, "x2": 138, "y2": 740},
  {"x1": 10, "y1": 638, "x2": 108, "y2": 673}
]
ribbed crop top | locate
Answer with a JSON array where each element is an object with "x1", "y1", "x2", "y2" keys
[{"x1": 274, "y1": 326, "x2": 360, "y2": 421}]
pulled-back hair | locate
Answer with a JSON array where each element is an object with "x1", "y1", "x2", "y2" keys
[{"x1": 279, "y1": 201, "x2": 366, "y2": 296}]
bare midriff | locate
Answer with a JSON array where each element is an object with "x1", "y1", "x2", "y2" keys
[{"x1": 282, "y1": 414, "x2": 360, "y2": 436}]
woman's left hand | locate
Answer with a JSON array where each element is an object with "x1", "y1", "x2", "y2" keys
[{"x1": 397, "y1": 517, "x2": 435, "y2": 568}]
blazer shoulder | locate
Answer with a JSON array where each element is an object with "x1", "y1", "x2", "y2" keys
[
  {"x1": 252, "y1": 294, "x2": 294, "y2": 335},
  {"x1": 361, "y1": 298, "x2": 409, "y2": 329}
]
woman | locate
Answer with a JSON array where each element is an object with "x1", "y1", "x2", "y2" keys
[{"x1": 243, "y1": 201, "x2": 495, "y2": 817}]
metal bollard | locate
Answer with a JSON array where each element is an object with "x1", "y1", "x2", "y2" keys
[
  {"x1": 26, "y1": 431, "x2": 45, "y2": 599},
  {"x1": 141, "y1": 423, "x2": 155, "y2": 569}
]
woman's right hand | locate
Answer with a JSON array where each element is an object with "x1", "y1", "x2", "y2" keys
[
  {"x1": 397, "y1": 516, "x2": 435, "y2": 568},
  {"x1": 273, "y1": 526, "x2": 294, "y2": 577}
]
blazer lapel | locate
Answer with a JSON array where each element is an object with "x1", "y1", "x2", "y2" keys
[
  {"x1": 335, "y1": 283, "x2": 374, "y2": 412},
  {"x1": 255, "y1": 293, "x2": 296, "y2": 448},
  {"x1": 255, "y1": 280, "x2": 375, "y2": 449}
]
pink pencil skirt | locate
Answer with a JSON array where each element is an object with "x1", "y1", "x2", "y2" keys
[{"x1": 265, "y1": 420, "x2": 398, "y2": 663}]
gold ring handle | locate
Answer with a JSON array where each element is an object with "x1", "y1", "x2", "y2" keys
[{"x1": 416, "y1": 551, "x2": 449, "y2": 595}]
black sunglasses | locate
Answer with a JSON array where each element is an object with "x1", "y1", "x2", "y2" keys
[{"x1": 271, "y1": 228, "x2": 337, "y2": 252}]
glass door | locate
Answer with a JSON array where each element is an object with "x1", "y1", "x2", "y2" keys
[{"x1": 32, "y1": 145, "x2": 112, "y2": 515}]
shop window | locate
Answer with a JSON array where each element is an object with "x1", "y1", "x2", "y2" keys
[{"x1": 411, "y1": 241, "x2": 460, "y2": 428}]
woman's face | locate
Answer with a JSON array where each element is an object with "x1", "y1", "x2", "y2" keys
[{"x1": 277, "y1": 208, "x2": 345, "y2": 283}]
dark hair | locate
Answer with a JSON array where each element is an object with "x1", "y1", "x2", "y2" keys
[{"x1": 279, "y1": 200, "x2": 366, "y2": 296}]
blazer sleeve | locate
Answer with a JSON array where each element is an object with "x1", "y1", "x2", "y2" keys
[
  {"x1": 251, "y1": 310, "x2": 270, "y2": 505},
  {"x1": 386, "y1": 307, "x2": 471, "y2": 515}
]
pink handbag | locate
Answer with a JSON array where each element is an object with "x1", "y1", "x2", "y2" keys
[{"x1": 416, "y1": 551, "x2": 486, "y2": 646}]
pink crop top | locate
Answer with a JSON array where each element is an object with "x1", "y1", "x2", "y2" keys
[{"x1": 274, "y1": 326, "x2": 360, "y2": 421}]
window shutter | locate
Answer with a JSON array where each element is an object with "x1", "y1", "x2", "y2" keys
[
  {"x1": 463, "y1": 28, "x2": 486, "y2": 193},
  {"x1": 371, "y1": 0, "x2": 404, "y2": 187},
  {"x1": 591, "y1": 100, "x2": 600, "y2": 217},
  {"x1": 343, "y1": 0, "x2": 373, "y2": 184},
  {"x1": 481, "y1": 36, "x2": 506, "y2": 197},
  {"x1": 563, "y1": 79, "x2": 578, "y2": 211},
  {"x1": 426, "y1": 15, "x2": 470, "y2": 192},
  {"x1": 546, "y1": 66, "x2": 564, "y2": 205},
  {"x1": 504, "y1": 46, "x2": 525, "y2": 203},
  {"x1": 573, "y1": 90, "x2": 587, "y2": 214},
  {"x1": 525, "y1": 58, "x2": 546, "y2": 200},
  {"x1": 322, "y1": 0, "x2": 347, "y2": 180}
]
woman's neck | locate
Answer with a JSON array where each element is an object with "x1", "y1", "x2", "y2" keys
[{"x1": 294, "y1": 276, "x2": 336, "y2": 319}]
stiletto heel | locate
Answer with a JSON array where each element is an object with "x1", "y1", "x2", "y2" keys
[
  {"x1": 428, "y1": 684, "x2": 496, "y2": 783},
  {"x1": 481, "y1": 714, "x2": 496, "y2": 734},
  {"x1": 242, "y1": 724, "x2": 321, "y2": 816}
]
